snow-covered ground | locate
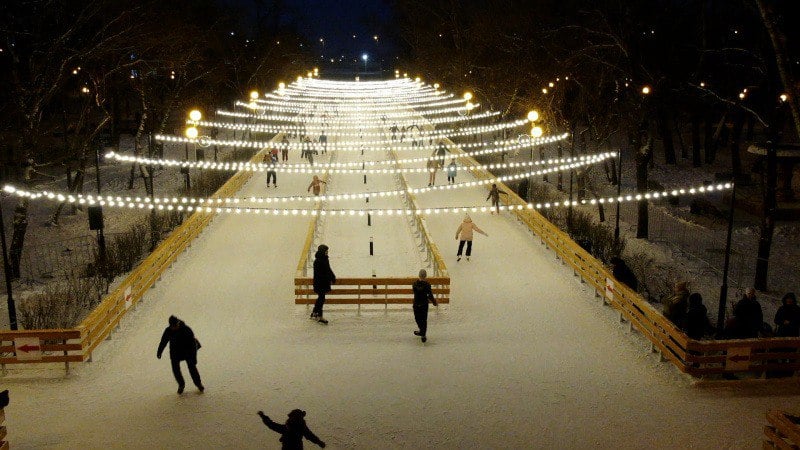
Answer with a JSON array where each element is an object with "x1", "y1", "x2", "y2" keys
[{"x1": 4, "y1": 129, "x2": 800, "y2": 449}]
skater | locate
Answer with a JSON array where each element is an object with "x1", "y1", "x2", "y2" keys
[
  {"x1": 426, "y1": 158, "x2": 439, "y2": 187},
  {"x1": 257, "y1": 409, "x2": 326, "y2": 449},
  {"x1": 266, "y1": 153, "x2": 278, "y2": 187},
  {"x1": 434, "y1": 140, "x2": 448, "y2": 166},
  {"x1": 156, "y1": 315, "x2": 204, "y2": 394},
  {"x1": 412, "y1": 269, "x2": 438, "y2": 343},
  {"x1": 486, "y1": 183, "x2": 508, "y2": 214},
  {"x1": 390, "y1": 123, "x2": 399, "y2": 140},
  {"x1": 307, "y1": 175, "x2": 327, "y2": 196},
  {"x1": 311, "y1": 244, "x2": 336, "y2": 324},
  {"x1": 455, "y1": 214, "x2": 488, "y2": 261},
  {"x1": 446, "y1": 158, "x2": 457, "y2": 184},
  {"x1": 281, "y1": 135, "x2": 290, "y2": 162},
  {"x1": 301, "y1": 136, "x2": 312, "y2": 160},
  {"x1": 319, "y1": 131, "x2": 327, "y2": 154}
]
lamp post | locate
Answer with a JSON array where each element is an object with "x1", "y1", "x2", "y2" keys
[
  {"x1": 186, "y1": 110, "x2": 202, "y2": 191},
  {"x1": 531, "y1": 124, "x2": 544, "y2": 181},
  {"x1": 92, "y1": 140, "x2": 108, "y2": 289},
  {"x1": 613, "y1": 147, "x2": 623, "y2": 244},
  {"x1": 0, "y1": 199, "x2": 17, "y2": 330},
  {"x1": 716, "y1": 181, "x2": 736, "y2": 337},
  {"x1": 362, "y1": 53, "x2": 368, "y2": 71}
]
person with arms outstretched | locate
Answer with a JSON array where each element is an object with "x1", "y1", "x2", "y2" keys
[{"x1": 258, "y1": 409, "x2": 326, "y2": 449}]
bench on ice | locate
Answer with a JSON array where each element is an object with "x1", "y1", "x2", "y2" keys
[{"x1": 294, "y1": 277, "x2": 450, "y2": 307}]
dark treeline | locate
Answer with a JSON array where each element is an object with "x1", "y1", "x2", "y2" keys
[{"x1": 0, "y1": 0, "x2": 315, "y2": 278}]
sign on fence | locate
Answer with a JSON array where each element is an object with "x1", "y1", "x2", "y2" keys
[
  {"x1": 725, "y1": 347, "x2": 751, "y2": 371},
  {"x1": 14, "y1": 337, "x2": 42, "y2": 361},
  {"x1": 605, "y1": 278, "x2": 615, "y2": 302},
  {"x1": 124, "y1": 286, "x2": 133, "y2": 310}
]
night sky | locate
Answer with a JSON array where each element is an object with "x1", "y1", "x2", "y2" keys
[{"x1": 228, "y1": 0, "x2": 398, "y2": 69}]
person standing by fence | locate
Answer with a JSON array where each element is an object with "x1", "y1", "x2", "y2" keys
[
  {"x1": 412, "y1": 269, "x2": 438, "y2": 343},
  {"x1": 311, "y1": 244, "x2": 335, "y2": 324},
  {"x1": 157, "y1": 315, "x2": 204, "y2": 394}
]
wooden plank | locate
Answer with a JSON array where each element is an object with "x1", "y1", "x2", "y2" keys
[
  {"x1": 294, "y1": 288, "x2": 451, "y2": 296},
  {"x1": 295, "y1": 297, "x2": 450, "y2": 305},
  {"x1": 294, "y1": 277, "x2": 450, "y2": 285},
  {"x1": 0, "y1": 354, "x2": 84, "y2": 364},
  {"x1": 0, "y1": 329, "x2": 81, "y2": 340},
  {"x1": 767, "y1": 411, "x2": 800, "y2": 447}
]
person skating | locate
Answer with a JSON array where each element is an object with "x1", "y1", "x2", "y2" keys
[
  {"x1": 281, "y1": 135, "x2": 289, "y2": 162},
  {"x1": 412, "y1": 269, "x2": 438, "y2": 343},
  {"x1": 311, "y1": 244, "x2": 336, "y2": 324},
  {"x1": 319, "y1": 131, "x2": 327, "y2": 154},
  {"x1": 307, "y1": 175, "x2": 327, "y2": 196},
  {"x1": 455, "y1": 214, "x2": 488, "y2": 261},
  {"x1": 434, "y1": 140, "x2": 448, "y2": 166},
  {"x1": 426, "y1": 158, "x2": 439, "y2": 186},
  {"x1": 446, "y1": 158, "x2": 457, "y2": 184},
  {"x1": 486, "y1": 183, "x2": 508, "y2": 214},
  {"x1": 257, "y1": 409, "x2": 326, "y2": 449},
  {"x1": 157, "y1": 315, "x2": 204, "y2": 394},
  {"x1": 266, "y1": 152, "x2": 278, "y2": 187}
]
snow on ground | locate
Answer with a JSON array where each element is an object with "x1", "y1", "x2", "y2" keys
[{"x1": 4, "y1": 125, "x2": 800, "y2": 449}]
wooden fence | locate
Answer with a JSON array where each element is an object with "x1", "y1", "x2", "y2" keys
[
  {"x1": 0, "y1": 141, "x2": 270, "y2": 371},
  {"x1": 0, "y1": 400, "x2": 8, "y2": 450},
  {"x1": 294, "y1": 277, "x2": 450, "y2": 309},
  {"x1": 764, "y1": 410, "x2": 800, "y2": 449}
]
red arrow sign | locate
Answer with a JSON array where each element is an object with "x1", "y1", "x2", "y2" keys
[
  {"x1": 729, "y1": 354, "x2": 749, "y2": 362},
  {"x1": 18, "y1": 344, "x2": 41, "y2": 353}
]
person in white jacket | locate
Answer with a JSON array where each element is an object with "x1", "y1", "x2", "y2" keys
[{"x1": 455, "y1": 214, "x2": 488, "y2": 261}]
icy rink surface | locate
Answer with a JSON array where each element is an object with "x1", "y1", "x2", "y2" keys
[{"x1": 5, "y1": 142, "x2": 800, "y2": 450}]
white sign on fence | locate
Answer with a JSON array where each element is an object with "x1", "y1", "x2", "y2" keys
[
  {"x1": 124, "y1": 286, "x2": 133, "y2": 310},
  {"x1": 14, "y1": 337, "x2": 42, "y2": 361},
  {"x1": 605, "y1": 278, "x2": 615, "y2": 302},
  {"x1": 725, "y1": 347, "x2": 751, "y2": 371}
]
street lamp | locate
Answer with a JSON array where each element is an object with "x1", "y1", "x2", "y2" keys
[
  {"x1": 531, "y1": 125, "x2": 544, "y2": 181},
  {"x1": 527, "y1": 110, "x2": 540, "y2": 122},
  {"x1": 362, "y1": 53, "x2": 368, "y2": 71},
  {"x1": 249, "y1": 90, "x2": 259, "y2": 100},
  {"x1": 463, "y1": 92, "x2": 473, "y2": 101},
  {"x1": 184, "y1": 124, "x2": 199, "y2": 190}
]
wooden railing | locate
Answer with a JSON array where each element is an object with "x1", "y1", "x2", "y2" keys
[
  {"x1": 294, "y1": 277, "x2": 450, "y2": 308},
  {"x1": 0, "y1": 139, "x2": 273, "y2": 371},
  {"x1": 0, "y1": 399, "x2": 8, "y2": 450},
  {"x1": 764, "y1": 410, "x2": 800, "y2": 449},
  {"x1": 452, "y1": 137, "x2": 800, "y2": 379}
]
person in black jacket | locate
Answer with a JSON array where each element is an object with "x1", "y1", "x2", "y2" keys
[
  {"x1": 157, "y1": 315, "x2": 203, "y2": 394},
  {"x1": 775, "y1": 292, "x2": 800, "y2": 337},
  {"x1": 258, "y1": 409, "x2": 325, "y2": 449},
  {"x1": 731, "y1": 288, "x2": 763, "y2": 338},
  {"x1": 412, "y1": 269, "x2": 438, "y2": 343},
  {"x1": 684, "y1": 293, "x2": 712, "y2": 339},
  {"x1": 311, "y1": 244, "x2": 336, "y2": 324},
  {"x1": 610, "y1": 256, "x2": 638, "y2": 292}
]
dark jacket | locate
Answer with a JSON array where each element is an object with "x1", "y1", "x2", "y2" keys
[
  {"x1": 157, "y1": 321, "x2": 198, "y2": 363},
  {"x1": 684, "y1": 297, "x2": 711, "y2": 339},
  {"x1": 612, "y1": 262, "x2": 639, "y2": 292},
  {"x1": 412, "y1": 279, "x2": 437, "y2": 307},
  {"x1": 312, "y1": 251, "x2": 336, "y2": 294},
  {"x1": 260, "y1": 415, "x2": 325, "y2": 450},
  {"x1": 774, "y1": 302, "x2": 800, "y2": 337},
  {"x1": 733, "y1": 295, "x2": 763, "y2": 338}
]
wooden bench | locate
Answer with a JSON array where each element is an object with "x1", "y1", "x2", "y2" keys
[
  {"x1": 764, "y1": 410, "x2": 800, "y2": 449},
  {"x1": 294, "y1": 277, "x2": 450, "y2": 307}
]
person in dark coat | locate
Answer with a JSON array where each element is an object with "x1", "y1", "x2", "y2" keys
[
  {"x1": 486, "y1": 183, "x2": 508, "y2": 214},
  {"x1": 258, "y1": 409, "x2": 326, "y2": 449},
  {"x1": 412, "y1": 269, "x2": 438, "y2": 343},
  {"x1": 610, "y1": 256, "x2": 638, "y2": 292},
  {"x1": 311, "y1": 244, "x2": 335, "y2": 324},
  {"x1": 774, "y1": 292, "x2": 800, "y2": 337},
  {"x1": 732, "y1": 288, "x2": 763, "y2": 338},
  {"x1": 684, "y1": 293, "x2": 712, "y2": 339},
  {"x1": 157, "y1": 315, "x2": 203, "y2": 394}
]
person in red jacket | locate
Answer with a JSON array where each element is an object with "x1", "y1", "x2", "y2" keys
[{"x1": 258, "y1": 409, "x2": 326, "y2": 449}]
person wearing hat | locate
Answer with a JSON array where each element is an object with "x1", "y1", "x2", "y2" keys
[
  {"x1": 157, "y1": 315, "x2": 204, "y2": 394},
  {"x1": 662, "y1": 281, "x2": 690, "y2": 329},
  {"x1": 412, "y1": 269, "x2": 438, "y2": 343},
  {"x1": 455, "y1": 214, "x2": 488, "y2": 261},
  {"x1": 311, "y1": 244, "x2": 336, "y2": 324},
  {"x1": 257, "y1": 409, "x2": 326, "y2": 449}
]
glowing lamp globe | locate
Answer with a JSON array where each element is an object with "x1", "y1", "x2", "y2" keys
[
  {"x1": 249, "y1": 90, "x2": 259, "y2": 100},
  {"x1": 531, "y1": 126, "x2": 543, "y2": 138},
  {"x1": 780, "y1": 94, "x2": 789, "y2": 102},
  {"x1": 189, "y1": 110, "x2": 202, "y2": 121},
  {"x1": 185, "y1": 127, "x2": 199, "y2": 139},
  {"x1": 463, "y1": 92, "x2": 473, "y2": 101},
  {"x1": 278, "y1": 82, "x2": 285, "y2": 90},
  {"x1": 434, "y1": 83, "x2": 440, "y2": 89},
  {"x1": 527, "y1": 110, "x2": 540, "y2": 122},
  {"x1": 466, "y1": 102, "x2": 475, "y2": 111},
  {"x1": 415, "y1": 77, "x2": 421, "y2": 82},
  {"x1": 641, "y1": 86, "x2": 651, "y2": 95}
]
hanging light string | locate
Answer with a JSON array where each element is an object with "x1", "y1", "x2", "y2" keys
[
  {"x1": 1, "y1": 183, "x2": 732, "y2": 216},
  {"x1": 216, "y1": 107, "x2": 495, "y2": 126},
  {"x1": 264, "y1": 90, "x2": 453, "y2": 105},
  {"x1": 235, "y1": 100, "x2": 475, "y2": 120},
  {"x1": 155, "y1": 129, "x2": 564, "y2": 154},
  {"x1": 108, "y1": 136, "x2": 587, "y2": 175},
  {"x1": 5, "y1": 155, "x2": 613, "y2": 208},
  {"x1": 254, "y1": 96, "x2": 465, "y2": 113}
]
